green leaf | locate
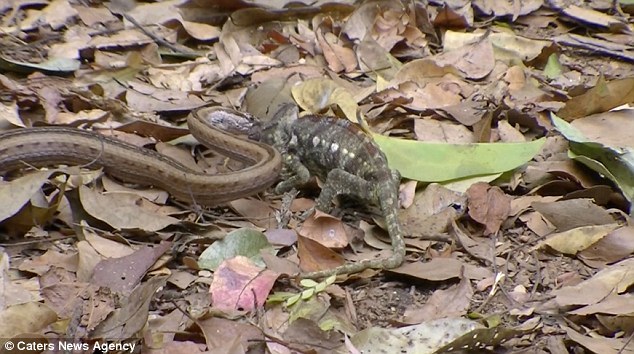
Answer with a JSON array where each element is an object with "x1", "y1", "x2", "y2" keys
[
  {"x1": 544, "y1": 54, "x2": 563, "y2": 80},
  {"x1": 197, "y1": 228, "x2": 272, "y2": 270},
  {"x1": 286, "y1": 293, "x2": 301, "y2": 306},
  {"x1": 0, "y1": 55, "x2": 80, "y2": 74},
  {"x1": 301, "y1": 288, "x2": 315, "y2": 299},
  {"x1": 373, "y1": 134, "x2": 545, "y2": 182},
  {"x1": 552, "y1": 113, "x2": 634, "y2": 204},
  {"x1": 319, "y1": 319, "x2": 339, "y2": 331},
  {"x1": 267, "y1": 292, "x2": 294, "y2": 303},
  {"x1": 315, "y1": 281, "x2": 327, "y2": 292},
  {"x1": 550, "y1": 114, "x2": 589, "y2": 142},
  {"x1": 569, "y1": 150, "x2": 634, "y2": 204},
  {"x1": 300, "y1": 279, "x2": 318, "y2": 288}
]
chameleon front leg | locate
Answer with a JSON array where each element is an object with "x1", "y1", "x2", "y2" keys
[{"x1": 274, "y1": 155, "x2": 311, "y2": 194}]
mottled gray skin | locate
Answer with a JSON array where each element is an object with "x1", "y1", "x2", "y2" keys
[{"x1": 261, "y1": 106, "x2": 405, "y2": 278}]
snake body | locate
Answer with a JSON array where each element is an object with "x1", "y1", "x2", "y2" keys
[{"x1": 0, "y1": 107, "x2": 282, "y2": 206}]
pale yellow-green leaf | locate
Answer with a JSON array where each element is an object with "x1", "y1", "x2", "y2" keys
[
  {"x1": 286, "y1": 293, "x2": 301, "y2": 307},
  {"x1": 544, "y1": 54, "x2": 563, "y2": 80},
  {"x1": 300, "y1": 278, "x2": 318, "y2": 288},
  {"x1": 442, "y1": 173, "x2": 503, "y2": 193},
  {"x1": 301, "y1": 288, "x2": 315, "y2": 300},
  {"x1": 315, "y1": 281, "x2": 327, "y2": 292},
  {"x1": 319, "y1": 319, "x2": 339, "y2": 331},
  {"x1": 373, "y1": 133, "x2": 545, "y2": 182},
  {"x1": 266, "y1": 292, "x2": 294, "y2": 303},
  {"x1": 538, "y1": 224, "x2": 621, "y2": 255}
]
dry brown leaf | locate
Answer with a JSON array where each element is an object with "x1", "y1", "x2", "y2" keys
[
  {"x1": 414, "y1": 118, "x2": 474, "y2": 143},
  {"x1": 91, "y1": 276, "x2": 168, "y2": 338},
  {"x1": 356, "y1": 39, "x2": 400, "y2": 81},
  {"x1": 444, "y1": 31, "x2": 551, "y2": 62},
  {"x1": 0, "y1": 101, "x2": 23, "y2": 127},
  {"x1": 291, "y1": 78, "x2": 358, "y2": 120},
  {"x1": 398, "y1": 183, "x2": 466, "y2": 238},
  {"x1": 561, "y1": 5, "x2": 628, "y2": 30},
  {"x1": 0, "y1": 252, "x2": 35, "y2": 309},
  {"x1": 260, "y1": 252, "x2": 301, "y2": 276},
  {"x1": 317, "y1": 30, "x2": 357, "y2": 73},
  {"x1": 451, "y1": 219, "x2": 500, "y2": 264},
  {"x1": 557, "y1": 77, "x2": 634, "y2": 121},
  {"x1": 101, "y1": 176, "x2": 170, "y2": 206},
  {"x1": 0, "y1": 171, "x2": 68, "y2": 232},
  {"x1": 378, "y1": 80, "x2": 462, "y2": 111},
  {"x1": 399, "y1": 180, "x2": 417, "y2": 208},
  {"x1": 167, "y1": 270, "x2": 198, "y2": 290},
  {"x1": 531, "y1": 199, "x2": 615, "y2": 231},
  {"x1": 553, "y1": 258, "x2": 634, "y2": 307},
  {"x1": 473, "y1": 0, "x2": 542, "y2": 19},
  {"x1": 510, "y1": 195, "x2": 559, "y2": 217},
  {"x1": 571, "y1": 109, "x2": 634, "y2": 148},
  {"x1": 263, "y1": 228, "x2": 298, "y2": 247},
  {"x1": 563, "y1": 325, "x2": 632, "y2": 354},
  {"x1": 433, "y1": 2, "x2": 473, "y2": 28},
  {"x1": 91, "y1": 241, "x2": 171, "y2": 294},
  {"x1": 299, "y1": 210, "x2": 348, "y2": 248},
  {"x1": 155, "y1": 142, "x2": 201, "y2": 172},
  {"x1": 79, "y1": 186, "x2": 179, "y2": 231},
  {"x1": 519, "y1": 211, "x2": 555, "y2": 237},
  {"x1": 578, "y1": 225, "x2": 634, "y2": 266},
  {"x1": 389, "y1": 257, "x2": 492, "y2": 281},
  {"x1": 76, "y1": 240, "x2": 104, "y2": 282},
  {"x1": 434, "y1": 36, "x2": 495, "y2": 80},
  {"x1": 75, "y1": 6, "x2": 117, "y2": 27},
  {"x1": 297, "y1": 235, "x2": 345, "y2": 273},
  {"x1": 403, "y1": 276, "x2": 473, "y2": 324},
  {"x1": 497, "y1": 120, "x2": 526, "y2": 142},
  {"x1": 229, "y1": 198, "x2": 278, "y2": 229},
  {"x1": 125, "y1": 87, "x2": 205, "y2": 112},
  {"x1": 17, "y1": 249, "x2": 78, "y2": 276},
  {"x1": 435, "y1": 100, "x2": 488, "y2": 126},
  {"x1": 466, "y1": 182, "x2": 511, "y2": 235},
  {"x1": 569, "y1": 293, "x2": 634, "y2": 316},
  {"x1": 283, "y1": 317, "x2": 345, "y2": 352},
  {"x1": 0, "y1": 302, "x2": 58, "y2": 338},
  {"x1": 197, "y1": 317, "x2": 263, "y2": 352},
  {"x1": 42, "y1": 0, "x2": 78, "y2": 29},
  {"x1": 89, "y1": 28, "x2": 159, "y2": 49}
]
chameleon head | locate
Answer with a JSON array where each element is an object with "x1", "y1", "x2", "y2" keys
[{"x1": 261, "y1": 103, "x2": 299, "y2": 149}]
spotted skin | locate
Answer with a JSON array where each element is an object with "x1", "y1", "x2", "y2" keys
[{"x1": 262, "y1": 109, "x2": 405, "y2": 279}]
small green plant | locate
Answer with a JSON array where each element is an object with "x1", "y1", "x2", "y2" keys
[{"x1": 267, "y1": 274, "x2": 337, "y2": 307}]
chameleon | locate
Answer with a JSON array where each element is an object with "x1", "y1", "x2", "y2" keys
[{"x1": 259, "y1": 105, "x2": 406, "y2": 279}]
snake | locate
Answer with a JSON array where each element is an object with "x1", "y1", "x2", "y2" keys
[{"x1": 0, "y1": 107, "x2": 282, "y2": 206}]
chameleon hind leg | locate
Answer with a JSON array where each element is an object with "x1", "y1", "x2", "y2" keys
[{"x1": 300, "y1": 169, "x2": 405, "y2": 278}]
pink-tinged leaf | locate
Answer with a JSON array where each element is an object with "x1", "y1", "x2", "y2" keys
[{"x1": 210, "y1": 256, "x2": 279, "y2": 312}]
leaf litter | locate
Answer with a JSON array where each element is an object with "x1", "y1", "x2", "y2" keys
[{"x1": 0, "y1": 0, "x2": 634, "y2": 352}]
